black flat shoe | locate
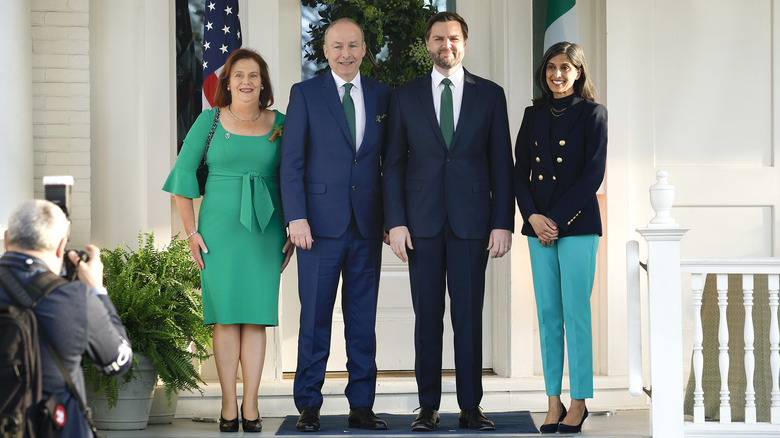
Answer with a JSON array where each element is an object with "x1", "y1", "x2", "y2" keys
[
  {"x1": 241, "y1": 403, "x2": 262, "y2": 432},
  {"x1": 219, "y1": 414, "x2": 238, "y2": 432},
  {"x1": 411, "y1": 406, "x2": 439, "y2": 431},
  {"x1": 539, "y1": 403, "x2": 567, "y2": 433},
  {"x1": 295, "y1": 407, "x2": 321, "y2": 432},
  {"x1": 558, "y1": 407, "x2": 588, "y2": 434},
  {"x1": 458, "y1": 407, "x2": 495, "y2": 431},
  {"x1": 348, "y1": 407, "x2": 388, "y2": 430}
]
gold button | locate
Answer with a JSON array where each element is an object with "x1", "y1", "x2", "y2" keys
[
  {"x1": 559, "y1": 140, "x2": 566, "y2": 146},
  {"x1": 552, "y1": 176, "x2": 557, "y2": 180},
  {"x1": 557, "y1": 157, "x2": 563, "y2": 163},
  {"x1": 535, "y1": 157, "x2": 540, "y2": 162},
  {"x1": 538, "y1": 175, "x2": 544, "y2": 181}
]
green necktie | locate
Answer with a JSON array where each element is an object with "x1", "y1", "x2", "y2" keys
[
  {"x1": 343, "y1": 83, "x2": 356, "y2": 145},
  {"x1": 440, "y1": 78, "x2": 454, "y2": 149}
]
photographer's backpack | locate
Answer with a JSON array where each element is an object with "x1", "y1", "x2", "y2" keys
[{"x1": 0, "y1": 267, "x2": 67, "y2": 438}]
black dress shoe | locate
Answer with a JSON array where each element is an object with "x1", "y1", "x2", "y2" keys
[
  {"x1": 295, "y1": 407, "x2": 321, "y2": 432},
  {"x1": 241, "y1": 403, "x2": 262, "y2": 432},
  {"x1": 348, "y1": 407, "x2": 388, "y2": 430},
  {"x1": 458, "y1": 407, "x2": 495, "y2": 431},
  {"x1": 411, "y1": 406, "x2": 440, "y2": 431},
  {"x1": 558, "y1": 407, "x2": 588, "y2": 434},
  {"x1": 539, "y1": 403, "x2": 567, "y2": 433},
  {"x1": 219, "y1": 413, "x2": 239, "y2": 432}
]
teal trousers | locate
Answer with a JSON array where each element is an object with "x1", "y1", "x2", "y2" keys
[{"x1": 528, "y1": 234, "x2": 598, "y2": 399}]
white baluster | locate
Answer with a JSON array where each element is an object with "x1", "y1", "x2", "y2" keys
[
  {"x1": 743, "y1": 274, "x2": 756, "y2": 423},
  {"x1": 717, "y1": 274, "x2": 731, "y2": 423},
  {"x1": 692, "y1": 273, "x2": 705, "y2": 423},
  {"x1": 770, "y1": 274, "x2": 780, "y2": 424}
]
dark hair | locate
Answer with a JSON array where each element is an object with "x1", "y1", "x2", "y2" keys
[
  {"x1": 533, "y1": 41, "x2": 596, "y2": 104},
  {"x1": 213, "y1": 48, "x2": 274, "y2": 109},
  {"x1": 324, "y1": 17, "x2": 365, "y2": 45},
  {"x1": 425, "y1": 11, "x2": 469, "y2": 41}
]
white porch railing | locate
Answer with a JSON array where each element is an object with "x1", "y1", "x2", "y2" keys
[{"x1": 627, "y1": 171, "x2": 780, "y2": 437}]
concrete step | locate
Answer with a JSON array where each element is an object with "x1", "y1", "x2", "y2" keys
[{"x1": 176, "y1": 375, "x2": 648, "y2": 419}]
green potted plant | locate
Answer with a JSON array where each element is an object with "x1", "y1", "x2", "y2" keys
[
  {"x1": 84, "y1": 232, "x2": 212, "y2": 429},
  {"x1": 302, "y1": 0, "x2": 438, "y2": 87}
]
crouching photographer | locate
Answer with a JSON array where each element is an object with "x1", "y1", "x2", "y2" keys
[{"x1": 0, "y1": 200, "x2": 133, "y2": 438}]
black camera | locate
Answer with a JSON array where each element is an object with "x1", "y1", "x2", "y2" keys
[
  {"x1": 63, "y1": 250, "x2": 89, "y2": 281},
  {"x1": 43, "y1": 176, "x2": 87, "y2": 281}
]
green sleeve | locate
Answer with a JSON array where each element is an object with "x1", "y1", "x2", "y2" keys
[{"x1": 162, "y1": 108, "x2": 218, "y2": 199}]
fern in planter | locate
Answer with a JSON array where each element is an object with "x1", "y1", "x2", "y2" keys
[{"x1": 84, "y1": 232, "x2": 213, "y2": 407}]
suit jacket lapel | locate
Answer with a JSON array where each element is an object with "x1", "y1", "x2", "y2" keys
[
  {"x1": 359, "y1": 79, "x2": 377, "y2": 157},
  {"x1": 415, "y1": 76, "x2": 448, "y2": 149},
  {"x1": 321, "y1": 72, "x2": 355, "y2": 151},
  {"x1": 450, "y1": 69, "x2": 476, "y2": 150}
]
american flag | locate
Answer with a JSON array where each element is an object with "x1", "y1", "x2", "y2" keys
[{"x1": 202, "y1": 0, "x2": 242, "y2": 109}]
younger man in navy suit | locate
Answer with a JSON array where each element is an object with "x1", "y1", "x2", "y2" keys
[{"x1": 383, "y1": 11, "x2": 514, "y2": 432}]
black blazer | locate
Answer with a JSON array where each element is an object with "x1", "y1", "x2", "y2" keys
[
  {"x1": 383, "y1": 69, "x2": 514, "y2": 239},
  {"x1": 514, "y1": 96, "x2": 608, "y2": 238}
]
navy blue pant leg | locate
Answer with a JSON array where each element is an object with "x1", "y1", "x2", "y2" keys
[
  {"x1": 293, "y1": 218, "x2": 381, "y2": 412},
  {"x1": 341, "y1": 222, "x2": 382, "y2": 408},
  {"x1": 408, "y1": 222, "x2": 488, "y2": 410},
  {"x1": 408, "y1": 227, "x2": 447, "y2": 409}
]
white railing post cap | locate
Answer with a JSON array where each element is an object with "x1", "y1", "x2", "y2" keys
[{"x1": 648, "y1": 170, "x2": 678, "y2": 228}]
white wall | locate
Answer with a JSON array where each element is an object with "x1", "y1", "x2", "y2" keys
[
  {"x1": 0, "y1": 0, "x2": 34, "y2": 230},
  {"x1": 605, "y1": 0, "x2": 780, "y2": 382}
]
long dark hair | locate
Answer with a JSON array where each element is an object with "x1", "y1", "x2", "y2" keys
[{"x1": 533, "y1": 41, "x2": 596, "y2": 104}]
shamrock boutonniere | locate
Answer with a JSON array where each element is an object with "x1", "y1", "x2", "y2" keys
[
  {"x1": 376, "y1": 114, "x2": 387, "y2": 123},
  {"x1": 269, "y1": 124, "x2": 284, "y2": 142}
]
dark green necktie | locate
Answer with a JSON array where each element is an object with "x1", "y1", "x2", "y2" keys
[
  {"x1": 440, "y1": 78, "x2": 454, "y2": 149},
  {"x1": 343, "y1": 83, "x2": 356, "y2": 145}
]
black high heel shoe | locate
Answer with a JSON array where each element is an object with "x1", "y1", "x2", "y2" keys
[
  {"x1": 241, "y1": 403, "x2": 263, "y2": 433},
  {"x1": 219, "y1": 412, "x2": 239, "y2": 433},
  {"x1": 557, "y1": 407, "x2": 588, "y2": 434},
  {"x1": 539, "y1": 403, "x2": 567, "y2": 433}
]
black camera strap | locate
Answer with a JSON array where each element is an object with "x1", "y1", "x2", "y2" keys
[{"x1": 0, "y1": 267, "x2": 103, "y2": 438}]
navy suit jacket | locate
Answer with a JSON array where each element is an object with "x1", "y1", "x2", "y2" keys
[
  {"x1": 281, "y1": 72, "x2": 392, "y2": 239},
  {"x1": 383, "y1": 69, "x2": 514, "y2": 240},
  {"x1": 514, "y1": 96, "x2": 608, "y2": 237}
]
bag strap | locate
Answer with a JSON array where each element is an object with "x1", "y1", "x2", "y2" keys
[
  {"x1": 199, "y1": 107, "x2": 221, "y2": 166},
  {"x1": 0, "y1": 266, "x2": 102, "y2": 437}
]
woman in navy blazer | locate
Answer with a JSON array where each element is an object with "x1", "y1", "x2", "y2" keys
[{"x1": 514, "y1": 42, "x2": 607, "y2": 434}]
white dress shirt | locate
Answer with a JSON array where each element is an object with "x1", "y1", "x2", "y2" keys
[
  {"x1": 332, "y1": 71, "x2": 366, "y2": 151},
  {"x1": 431, "y1": 66, "x2": 465, "y2": 131}
]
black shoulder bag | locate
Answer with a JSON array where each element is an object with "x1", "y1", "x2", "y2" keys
[
  {"x1": 0, "y1": 267, "x2": 105, "y2": 438},
  {"x1": 196, "y1": 107, "x2": 221, "y2": 196}
]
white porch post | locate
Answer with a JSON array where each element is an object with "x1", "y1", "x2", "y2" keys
[
  {"x1": 0, "y1": 0, "x2": 33, "y2": 224},
  {"x1": 636, "y1": 171, "x2": 689, "y2": 437}
]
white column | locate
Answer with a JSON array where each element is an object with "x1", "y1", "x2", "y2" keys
[
  {"x1": 0, "y1": 0, "x2": 33, "y2": 224},
  {"x1": 90, "y1": 0, "x2": 174, "y2": 248}
]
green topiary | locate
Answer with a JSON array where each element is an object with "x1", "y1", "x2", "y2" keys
[
  {"x1": 303, "y1": 0, "x2": 439, "y2": 87},
  {"x1": 84, "y1": 231, "x2": 212, "y2": 408}
]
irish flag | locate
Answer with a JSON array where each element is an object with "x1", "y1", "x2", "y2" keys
[{"x1": 543, "y1": 0, "x2": 578, "y2": 52}]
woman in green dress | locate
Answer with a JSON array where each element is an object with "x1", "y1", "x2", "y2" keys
[{"x1": 163, "y1": 48, "x2": 293, "y2": 433}]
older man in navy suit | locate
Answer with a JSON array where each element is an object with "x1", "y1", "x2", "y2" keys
[
  {"x1": 383, "y1": 12, "x2": 514, "y2": 432},
  {"x1": 280, "y1": 17, "x2": 392, "y2": 433}
]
